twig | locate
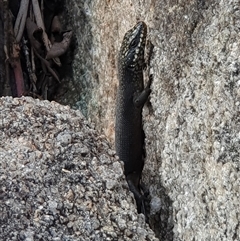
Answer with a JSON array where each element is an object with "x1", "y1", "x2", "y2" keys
[
  {"x1": 14, "y1": 0, "x2": 30, "y2": 43},
  {"x1": 31, "y1": 0, "x2": 51, "y2": 51},
  {"x1": 31, "y1": 0, "x2": 61, "y2": 66},
  {"x1": 2, "y1": 0, "x2": 12, "y2": 95},
  {"x1": 22, "y1": 37, "x2": 37, "y2": 92},
  {"x1": 11, "y1": 43, "x2": 25, "y2": 97},
  {"x1": 34, "y1": 49, "x2": 60, "y2": 82}
]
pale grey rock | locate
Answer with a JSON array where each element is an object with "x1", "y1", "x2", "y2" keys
[
  {"x1": 0, "y1": 97, "x2": 158, "y2": 241},
  {"x1": 56, "y1": 132, "x2": 72, "y2": 146},
  {"x1": 150, "y1": 197, "x2": 161, "y2": 215}
]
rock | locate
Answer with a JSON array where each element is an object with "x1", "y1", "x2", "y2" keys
[
  {"x1": 62, "y1": 1, "x2": 240, "y2": 240},
  {"x1": 0, "y1": 96, "x2": 158, "y2": 241}
]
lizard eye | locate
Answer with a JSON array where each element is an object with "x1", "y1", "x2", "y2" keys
[{"x1": 130, "y1": 39, "x2": 138, "y2": 48}]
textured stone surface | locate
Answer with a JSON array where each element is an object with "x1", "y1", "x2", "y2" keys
[
  {"x1": 1, "y1": 0, "x2": 240, "y2": 240},
  {"x1": 61, "y1": 0, "x2": 148, "y2": 141},
  {"x1": 144, "y1": 1, "x2": 240, "y2": 240},
  {"x1": 0, "y1": 96, "x2": 158, "y2": 241},
  {"x1": 60, "y1": 0, "x2": 240, "y2": 240}
]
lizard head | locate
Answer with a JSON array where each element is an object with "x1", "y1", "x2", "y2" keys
[{"x1": 118, "y1": 21, "x2": 147, "y2": 73}]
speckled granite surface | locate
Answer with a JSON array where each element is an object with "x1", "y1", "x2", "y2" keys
[
  {"x1": 0, "y1": 96, "x2": 158, "y2": 241},
  {"x1": 63, "y1": 1, "x2": 240, "y2": 240}
]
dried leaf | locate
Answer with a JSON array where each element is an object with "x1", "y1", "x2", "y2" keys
[
  {"x1": 51, "y1": 15, "x2": 62, "y2": 33},
  {"x1": 46, "y1": 31, "x2": 72, "y2": 60},
  {"x1": 26, "y1": 18, "x2": 42, "y2": 51}
]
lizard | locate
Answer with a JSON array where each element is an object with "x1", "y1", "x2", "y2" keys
[{"x1": 115, "y1": 21, "x2": 152, "y2": 214}]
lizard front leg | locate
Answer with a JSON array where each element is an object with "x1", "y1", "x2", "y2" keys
[{"x1": 134, "y1": 74, "x2": 153, "y2": 108}]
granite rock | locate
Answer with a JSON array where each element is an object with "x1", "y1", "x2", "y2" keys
[{"x1": 0, "y1": 96, "x2": 158, "y2": 241}]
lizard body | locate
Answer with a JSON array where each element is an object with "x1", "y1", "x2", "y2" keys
[{"x1": 115, "y1": 21, "x2": 151, "y2": 214}]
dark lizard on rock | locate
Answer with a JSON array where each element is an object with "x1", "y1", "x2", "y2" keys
[{"x1": 115, "y1": 21, "x2": 151, "y2": 214}]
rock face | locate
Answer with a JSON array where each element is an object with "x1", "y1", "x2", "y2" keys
[
  {"x1": 0, "y1": 97, "x2": 158, "y2": 241},
  {"x1": 60, "y1": 0, "x2": 240, "y2": 240},
  {"x1": 144, "y1": 1, "x2": 240, "y2": 240},
  {"x1": 1, "y1": 0, "x2": 240, "y2": 240}
]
